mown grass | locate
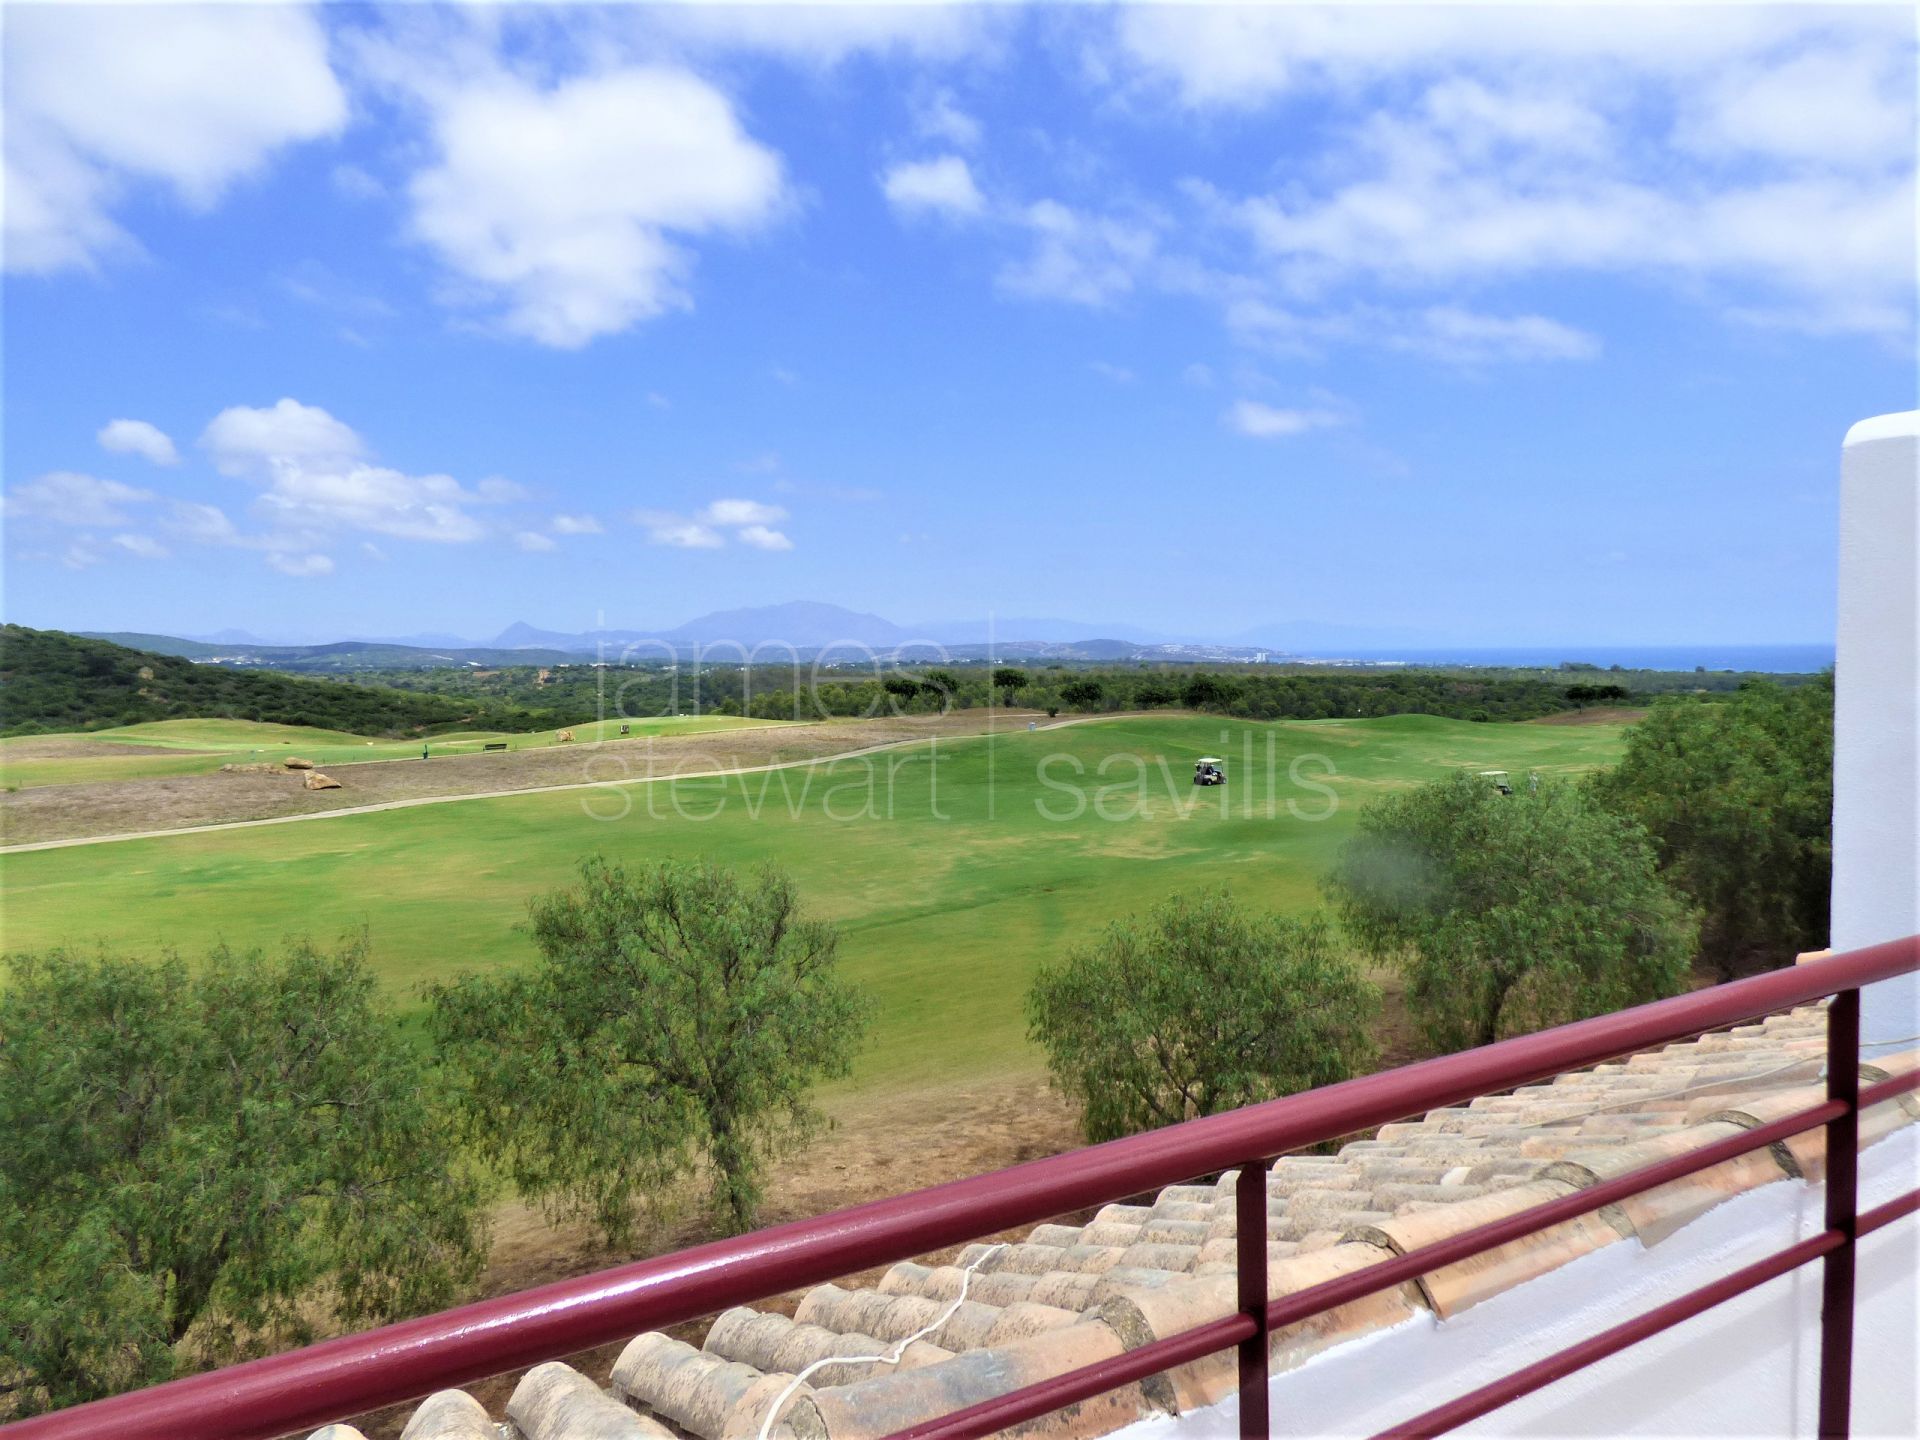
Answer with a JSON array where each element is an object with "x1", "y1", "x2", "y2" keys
[
  {"x1": 0, "y1": 714, "x2": 1625, "y2": 1093},
  {"x1": 0, "y1": 714, "x2": 784, "y2": 789}
]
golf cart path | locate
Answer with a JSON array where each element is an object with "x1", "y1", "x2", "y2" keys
[{"x1": 0, "y1": 716, "x2": 1119, "y2": 854}]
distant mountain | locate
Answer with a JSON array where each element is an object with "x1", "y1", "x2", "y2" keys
[
  {"x1": 490, "y1": 603, "x2": 1191, "y2": 654},
  {"x1": 80, "y1": 631, "x2": 230, "y2": 659},
  {"x1": 492, "y1": 602, "x2": 912, "y2": 653},
  {"x1": 490, "y1": 621, "x2": 652, "y2": 652},
  {"x1": 909, "y1": 616, "x2": 1172, "y2": 645},
  {"x1": 345, "y1": 630, "x2": 477, "y2": 649},
  {"x1": 666, "y1": 601, "x2": 908, "y2": 650}
]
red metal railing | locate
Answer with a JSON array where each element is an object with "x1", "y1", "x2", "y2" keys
[{"x1": 5, "y1": 935, "x2": 1915, "y2": 1440}]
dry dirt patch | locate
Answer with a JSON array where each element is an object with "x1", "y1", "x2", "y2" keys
[
  {"x1": 0, "y1": 737, "x2": 214, "y2": 760},
  {"x1": 1530, "y1": 706, "x2": 1648, "y2": 726},
  {"x1": 0, "y1": 712, "x2": 1048, "y2": 846}
]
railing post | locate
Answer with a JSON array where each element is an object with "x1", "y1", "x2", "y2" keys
[
  {"x1": 1818, "y1": 988, "x2": 1860, "y2": 1439},
  {"x1": 1236, "y1": 1159, "x2": 1272, "y2": 1440}
]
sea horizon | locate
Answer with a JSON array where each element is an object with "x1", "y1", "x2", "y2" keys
[{"x1": 1294, "y1": 643, "x2": 1835, "y2": 674}]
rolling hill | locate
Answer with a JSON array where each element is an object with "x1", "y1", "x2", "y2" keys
[
  {"x1": 0, "y1": 627, "x2": 552, "y2": 737},
  {"x1": 78, "y1": 632, "x2": 578, "y2": 672}
]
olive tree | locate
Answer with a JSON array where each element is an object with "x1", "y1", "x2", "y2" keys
[
  {"x1": 918, "y1": 668, "x2": 961, "y2": 707},
  {"x1": 0, "y1": 939, "x2": 486, "y2": 1417},
  {"x1": 1027, "y1": 894, "x2": 1377, "y2": 1143},
  {"x1": 992, "y1": 667, "x2": 1029, "y2": 693},
  {"x1": 1325, "y1": 772, "x2": 1696, "y2": 1052},
  {"x1": 1181, "y1": 674, "x2": 1239, "y2": 710},
  {"x1": 429, "y1": 858, "x2": 871, "y2": 1239},
  {"x1": 1591, "y1": 679, "x2": 1831, "y2": 979},
  {"x1": 1060, "y1": 678, "x2": 1104, "y2": 711}
]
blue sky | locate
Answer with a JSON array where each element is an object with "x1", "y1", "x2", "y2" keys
[{"x1": 4, "y1": 3, "x2": 1915, "y2": 646}]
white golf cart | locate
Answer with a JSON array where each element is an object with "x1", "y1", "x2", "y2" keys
[{"x1": 1194, "y1": 757, "x2": 1226, "y2": 787}]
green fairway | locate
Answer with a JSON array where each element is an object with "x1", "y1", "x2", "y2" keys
[
  {"x1": 0, "y1": 714, "x2": 784, "y2": 789},
  {"x1": 0, "y1": 714, "x2": 1625, "y2": 1093}
]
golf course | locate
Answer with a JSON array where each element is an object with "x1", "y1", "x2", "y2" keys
[
  {"x1": 0, "y1": 712, "x2": 1628, "y2": 1093},
  {"x1": 0, "y1": 714, "x2": 784, "y2": 790}
]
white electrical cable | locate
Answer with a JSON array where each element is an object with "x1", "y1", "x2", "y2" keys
[
  {"x1": 1514, "y1": 1055, "x2": 1821, "y2": 1133},
  {"x1": 748, "y1": 1032, "x2": 1914, "y2": 1440},
  {"x1": 754, "y1": 1242, "x2": 1010, "y2": 1440}
]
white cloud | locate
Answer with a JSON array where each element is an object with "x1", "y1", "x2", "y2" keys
[
  {"x1": 4, "y1": 5, "x2": 344, "y2": 272},
  {"x1": 267, "y1": 552, "x2": 335, "y2": 578},
  {"x1": 1226, "y1": 399, "x2": 1349, "y2": 439},
  {"x1": 1676, "y1": 45, "x2": 1915, "y2": 166},
  {"x1": 3, "y1": 471, "x2": 154, "y2": 526},
  {"x1": 1109, "y1": 6, "x2": 1900, "y2": 110},
  {"x1": 160, "y1": 499, "x2": 337, "y2": 579},
  {"x1": 514, "y1": 530, "x2": 559, "y2": 552},
  {"x1": 639, "y1": 4, "x2": 994, "y2": 65},
  {"x1": 998, "y1": 200, "x2": 1158, "y2": 307},
  {"x1": 110, "y1": 533, "x2": 168, "y2": 559},
  {"x1": 634, "y1": 497, "x2": 794, "y2": 550},
  {"x1": 331, "y1": 163, "x2": 384, "y2": 202},
  {"x1": 1089, "y1": 361, "x2": 1136, "y2": 384},
  {"x1": 1398, "y1": 307, "x2": 1602, "y2": 364},
  {"x1": 475, "y1": 476, "x2": 528, "y2": 503},
  {"x1": 401, "y1": 67, "x2": 786, "y2": 348},
  {"x1": 199, "y1": 398, "x2": 494, "y2": 544},
  {"x1": 1416, "y1": 78, "x2": 1610, "y2": 162},
  {"x1": 1102, "y1": 13, "x2": 1916, "y2": 339},
  {"x1": 96, "y1": 418, "x2": 180, "y2": 467},
  {"x1": 202, "y1": 397, "x2": 365, "y2": 477},
  {"x1": 164, "y1": 500, "x2": 242, "y2": 546},
  {"x1": 262, "y1": 462, "x2": 490, "y2": 544},
  {"x1": 550, "y1": 513, "x2": 604, "y2": 535},
  {"x1": 881, "y1": 155, "x2": 984, "y2": 219},
  {"x1": 699, "y1": 498, "x2": 787, "y2": 527},
  {"x1": 916, "y1": 89, "x2": 982, "y2": 149},
  {"x1": 637, "y1": 513, "x2": 725, "y2": 549},
  {"x1": 737, "y1": 524, "x2": 793, "y2": 551},
  {"x1": 1223, "y1": 132, "x2": 1914, "y2": 336}
]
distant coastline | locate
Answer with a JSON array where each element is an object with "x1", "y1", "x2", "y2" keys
[{"x1": 1300, "y1": 644, "x2": 1835, "y2": 674}]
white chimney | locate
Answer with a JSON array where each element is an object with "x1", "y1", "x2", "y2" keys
[{"x1": 1833, "y1": 410, "x2": 1920, "y2": 1052}]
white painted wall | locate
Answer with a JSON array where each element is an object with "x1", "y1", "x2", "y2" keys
[
  {"x1": 1109, "y1": 1128, "x2": 1919, "y2": 1440},
  {"x1": 1834, "y1": 410, "x2": 1920, "y2": 1054}
]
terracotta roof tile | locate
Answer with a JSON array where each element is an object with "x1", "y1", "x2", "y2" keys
[
  {"x1": 1349, "y1": 1179, "x2": 1620, "y2": 1316},
  {"x1": 1098, "y1": 1242, "x2": 1422, "y2": 1414},
  {"x1": 398, "y1": 1389, "x2": 501, "y2": 1440},
  {"x1": 790, "y1": 1321, "x2": 1144, "y2": 1440},
  {"x1": 509, "y1": 1361, "x2": 675, "y2": 1440},
  {"x1": 318, "y1": 1005, "x2": 1913, "y2": 1440}
]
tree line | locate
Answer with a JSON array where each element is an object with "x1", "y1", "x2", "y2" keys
[
  {"x1": 15, "y1": 624, "x2": 1820, "y2": 740},
  {"x1": 378, "y1": 659, "x2": 1597, "y2": 725},
  {"x1": 0, "y1": 679, "x2": 1831, "y2": 1416},
  {"x1": 0, "y1": 627, "x2": 550, "y2": 738}
]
